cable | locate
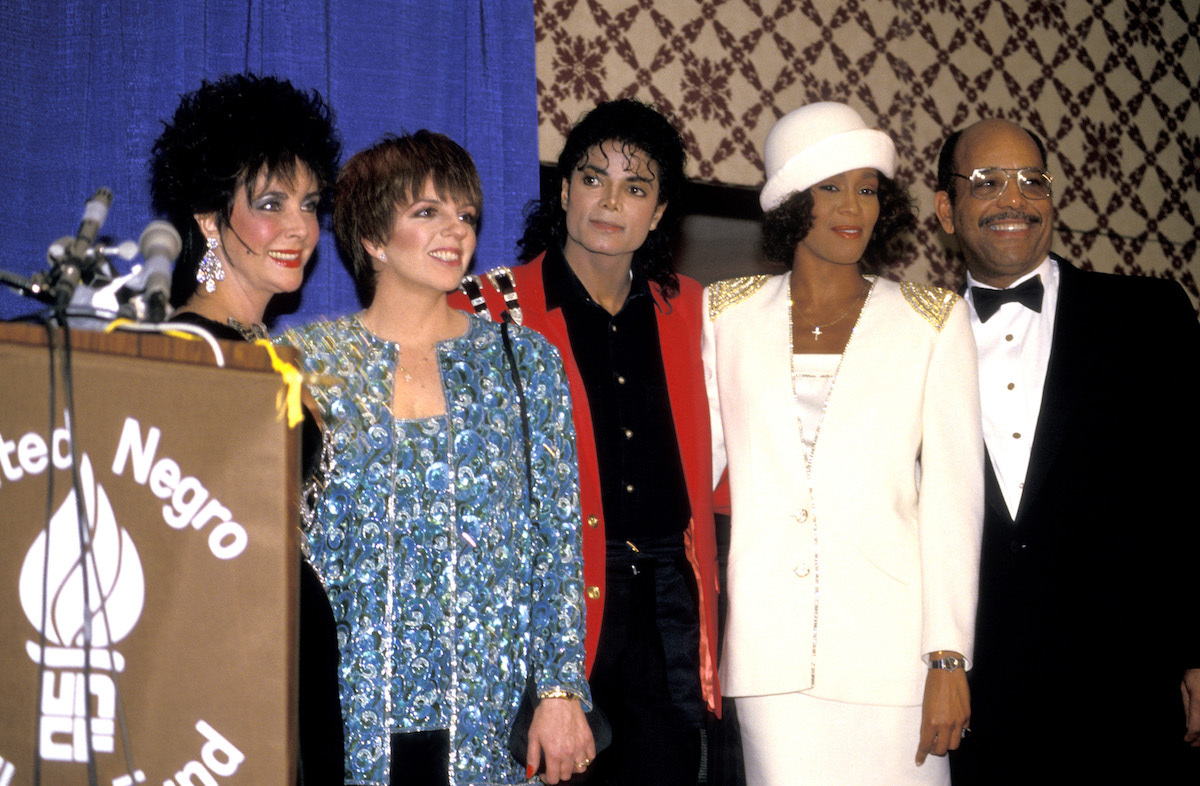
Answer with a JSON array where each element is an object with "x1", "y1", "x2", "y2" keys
[
  {"x1": 31, "y1": 319, "x2": 59, "y2": 786},
  {"x1": 57, "y1": 322, "x2": 100, "y2": 786}
]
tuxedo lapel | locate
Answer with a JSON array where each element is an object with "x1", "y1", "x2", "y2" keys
[{"x1": 982, "y1": 448, "x2": 1013, "y2": 525}]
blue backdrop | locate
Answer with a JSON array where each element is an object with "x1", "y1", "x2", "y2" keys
[{"x1": 0, "y1": 0, "x2": 537, "y2": 326}]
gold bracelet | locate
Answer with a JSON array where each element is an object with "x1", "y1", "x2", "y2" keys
[{"x1": 537, "y1": 688, "x2": 580, "y2": 701}]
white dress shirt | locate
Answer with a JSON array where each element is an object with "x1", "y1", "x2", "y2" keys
[{"x1": 965, "y1": 256, "x2": 1059, "y2": 518}]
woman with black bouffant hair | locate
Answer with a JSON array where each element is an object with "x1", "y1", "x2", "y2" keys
[
  {"x1": 703, "y1": 102, "x2": 984, "y2": 785},
  {"x1": 150, "y1": 71, "x2": 341, "y2": 336},
  {"x1": 149, "y1": 72, "x2": 345, "y2": 785}
]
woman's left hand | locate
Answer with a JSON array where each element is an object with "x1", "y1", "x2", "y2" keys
[
  {"x1": 915, "y1": 664, "x2": 970, "y2": 764},
  {"x1": 526, "y1": 697, "x2": 596, "y2": 783}
]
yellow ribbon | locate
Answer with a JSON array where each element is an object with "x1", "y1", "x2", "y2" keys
[{"x1": 256, "y1": 339, "x2": 306, "y2": 429}]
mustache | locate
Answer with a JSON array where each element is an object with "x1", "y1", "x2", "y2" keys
[{"x1": 979, "y1": 210, "x2": 1042, "y2": 228}]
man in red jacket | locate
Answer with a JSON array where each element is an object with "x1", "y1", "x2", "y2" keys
[{"x1": 454, "y1": 100, "x2": 720, "y2": 784}]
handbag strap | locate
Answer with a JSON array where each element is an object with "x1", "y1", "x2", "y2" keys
[{"x1": 499, "y1": 319, "x2": 533, "y2": 500}]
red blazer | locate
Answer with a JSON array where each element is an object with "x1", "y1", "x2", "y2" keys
[{"x1": 449, "y1": 252, "x2": 721, "y2": 714}]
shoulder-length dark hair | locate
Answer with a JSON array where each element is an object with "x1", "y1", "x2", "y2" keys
[
  {"x1": 760, "y1": 174, "x2": 916, "y2": 272},
  {"x1": 150, "y1": 73, "x2": 341, "y2": 307},
  {"x1": 516, "y1": 98, "x2": 687, "y2": 298}
]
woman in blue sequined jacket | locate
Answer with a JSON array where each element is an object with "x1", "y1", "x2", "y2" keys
[{"x1": 279, "y1": 131, "x2": 594, "y2": 786}]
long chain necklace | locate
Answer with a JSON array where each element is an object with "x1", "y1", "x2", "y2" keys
[{"x1": 786, "y1": 274, "x2": 874, "y2": 683}]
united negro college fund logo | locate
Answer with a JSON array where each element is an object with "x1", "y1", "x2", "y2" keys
[{"x1": 17, "y1": 453, "x2": 145, "y2": 762}]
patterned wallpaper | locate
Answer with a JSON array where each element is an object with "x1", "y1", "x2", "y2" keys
[{"x1": 535, "y1": 0, "x2": 1200, "y2": 302}]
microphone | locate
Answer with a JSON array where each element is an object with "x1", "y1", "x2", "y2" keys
[
  {"x1": 50, "y1": 188, "x2": 114, "y2": 311},
  {"x1": 102, "y1": 240, "x2": 140, "y2": 261},
  {"x1": 69, "y1": 188, "x2": 114, "y2": 263},
  {"x1": 47, "y1": 236, "x2": 76, "y2": 264},
  {"x1": 132, "y1": 220, "x2": 182, "y2": 322},
  {"x1": 48, "y1": 238, "x2": 137, "y2": 265}
]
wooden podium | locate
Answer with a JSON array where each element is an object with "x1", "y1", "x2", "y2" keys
[{"x1": 0, "y1": 321, "x2": 300, "y2": 785}]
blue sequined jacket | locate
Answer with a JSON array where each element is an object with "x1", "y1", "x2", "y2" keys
[{"x1": 280, "y1": 314, "x2": 589, "y2": 786}]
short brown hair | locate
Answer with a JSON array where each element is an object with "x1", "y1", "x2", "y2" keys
[{"x1": 334, "y1": 131, "x2": 482, "y2": 305}]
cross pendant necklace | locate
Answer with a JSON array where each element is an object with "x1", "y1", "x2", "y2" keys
[{"x1": 794, "y1": 292, "x2": 865, "y2": 341}]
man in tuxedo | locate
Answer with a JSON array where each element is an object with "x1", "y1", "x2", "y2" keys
[{"x1": 934, "y1": 118, "x2": 1200, "y2": 783}]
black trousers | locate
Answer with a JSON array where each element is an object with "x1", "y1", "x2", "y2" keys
[
  {"x1": 582, "y1": 537, "x2": 706, "y2": 785},
  {"x1": 389, "y1": 729, "x2": 450, "y2": 786}
]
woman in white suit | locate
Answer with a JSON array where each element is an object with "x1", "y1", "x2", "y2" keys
[{"x1": 703, "y1": 103, "x2": 983, "y2": 785}]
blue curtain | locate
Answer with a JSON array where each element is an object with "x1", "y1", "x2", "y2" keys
[{"x1": 0, "y1": 0, "x2": 537, "y2": 326}]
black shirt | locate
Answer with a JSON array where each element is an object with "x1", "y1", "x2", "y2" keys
[{"x1": 542, "y1": 247, "x2": 690, "y2": 542}]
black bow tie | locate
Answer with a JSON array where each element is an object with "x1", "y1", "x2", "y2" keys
[{"x1": 971, "y1": 276, "x2": 1044, "y2": 322}]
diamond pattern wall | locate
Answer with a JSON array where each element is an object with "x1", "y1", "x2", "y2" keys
[{"x1": 536, "y1": 0, "x2": 1200, "y2": 302}]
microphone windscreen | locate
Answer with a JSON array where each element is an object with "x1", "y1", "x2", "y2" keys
[{"x1": 138, "y1": 220, "x2": 182, "y2": 264}]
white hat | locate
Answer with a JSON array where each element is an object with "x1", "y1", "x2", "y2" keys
[{"x1": 760, "y1": 102, "x2": 896, "y2": 212}]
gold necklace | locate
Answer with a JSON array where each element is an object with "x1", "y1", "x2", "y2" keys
[
  {"x1": 395, "y1": 353, "x2": 413, "y2": 383},
  {"x1": 792, "y1": 289, "x2": 867, "y2": 340}
]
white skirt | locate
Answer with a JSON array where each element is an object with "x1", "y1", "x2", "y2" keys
[{"x1": 735, "y1": 692, "x2": 950, "y2": 786}]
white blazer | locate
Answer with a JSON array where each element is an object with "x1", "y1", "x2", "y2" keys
[{"x1": 703, "y1": 274, "x2": 983, "y2": 706}]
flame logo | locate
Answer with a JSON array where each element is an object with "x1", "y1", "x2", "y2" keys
[{"x1": 18, "y1": 454, "x2": 145, "y2": 648}]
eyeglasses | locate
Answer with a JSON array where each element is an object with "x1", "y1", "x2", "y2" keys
[{"x1": 951, "y1": 167, "x2": 1053, "y2": 200}]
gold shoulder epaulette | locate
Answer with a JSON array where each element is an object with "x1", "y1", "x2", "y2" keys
[
  {"x1": 900, "y1": 282, "x2": 959, "y2": 331},
  {"x1": 708, "y1": 275, "x2": 771, "y2": 321}
]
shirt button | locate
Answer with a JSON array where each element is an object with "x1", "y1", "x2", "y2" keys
[
  {"x1": 623, "y1": 428, "x2": 633, "y2": 439},
  {"x1": 1013, "y1": 432, "x2": 1021, "y2": 439},
  {"x1": 587, "y1": 515, "x2": 599, "y2": 528},
  {"x1": 616, "y1": 375, "x2": 626, "y2": 385},
  {"x1": 1007, "y1": 382, "x2": 1015, "y2": 390},
  {"x1": 1005, "y1": 334, "x2": 1014, "y2": 341},
  {"x1": 794, "y1": 509, "x2": 809, "y2": 523},
  {"x1": 587, "y1": 586, "x2": 601, "y2": 600},
  {"x1": 610, "y1": 324, "x2": 617, "y2": 332},
  {"x1": 794, "y1": 564, "x2": 810, "y2": 578},
  {"x1": 625, "y1": 484, "x2": 635, "y2": 493}
]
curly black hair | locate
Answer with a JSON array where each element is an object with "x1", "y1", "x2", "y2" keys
[
  {"x1": 150, "y1": 73, "x2": 341, "y2": 307},
  {"x1": 515, "y1": 98, "x2": 687, "y2": 298},
  {"x1": 761, "y1": 174, "x2": 916, "y2": 272}
]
